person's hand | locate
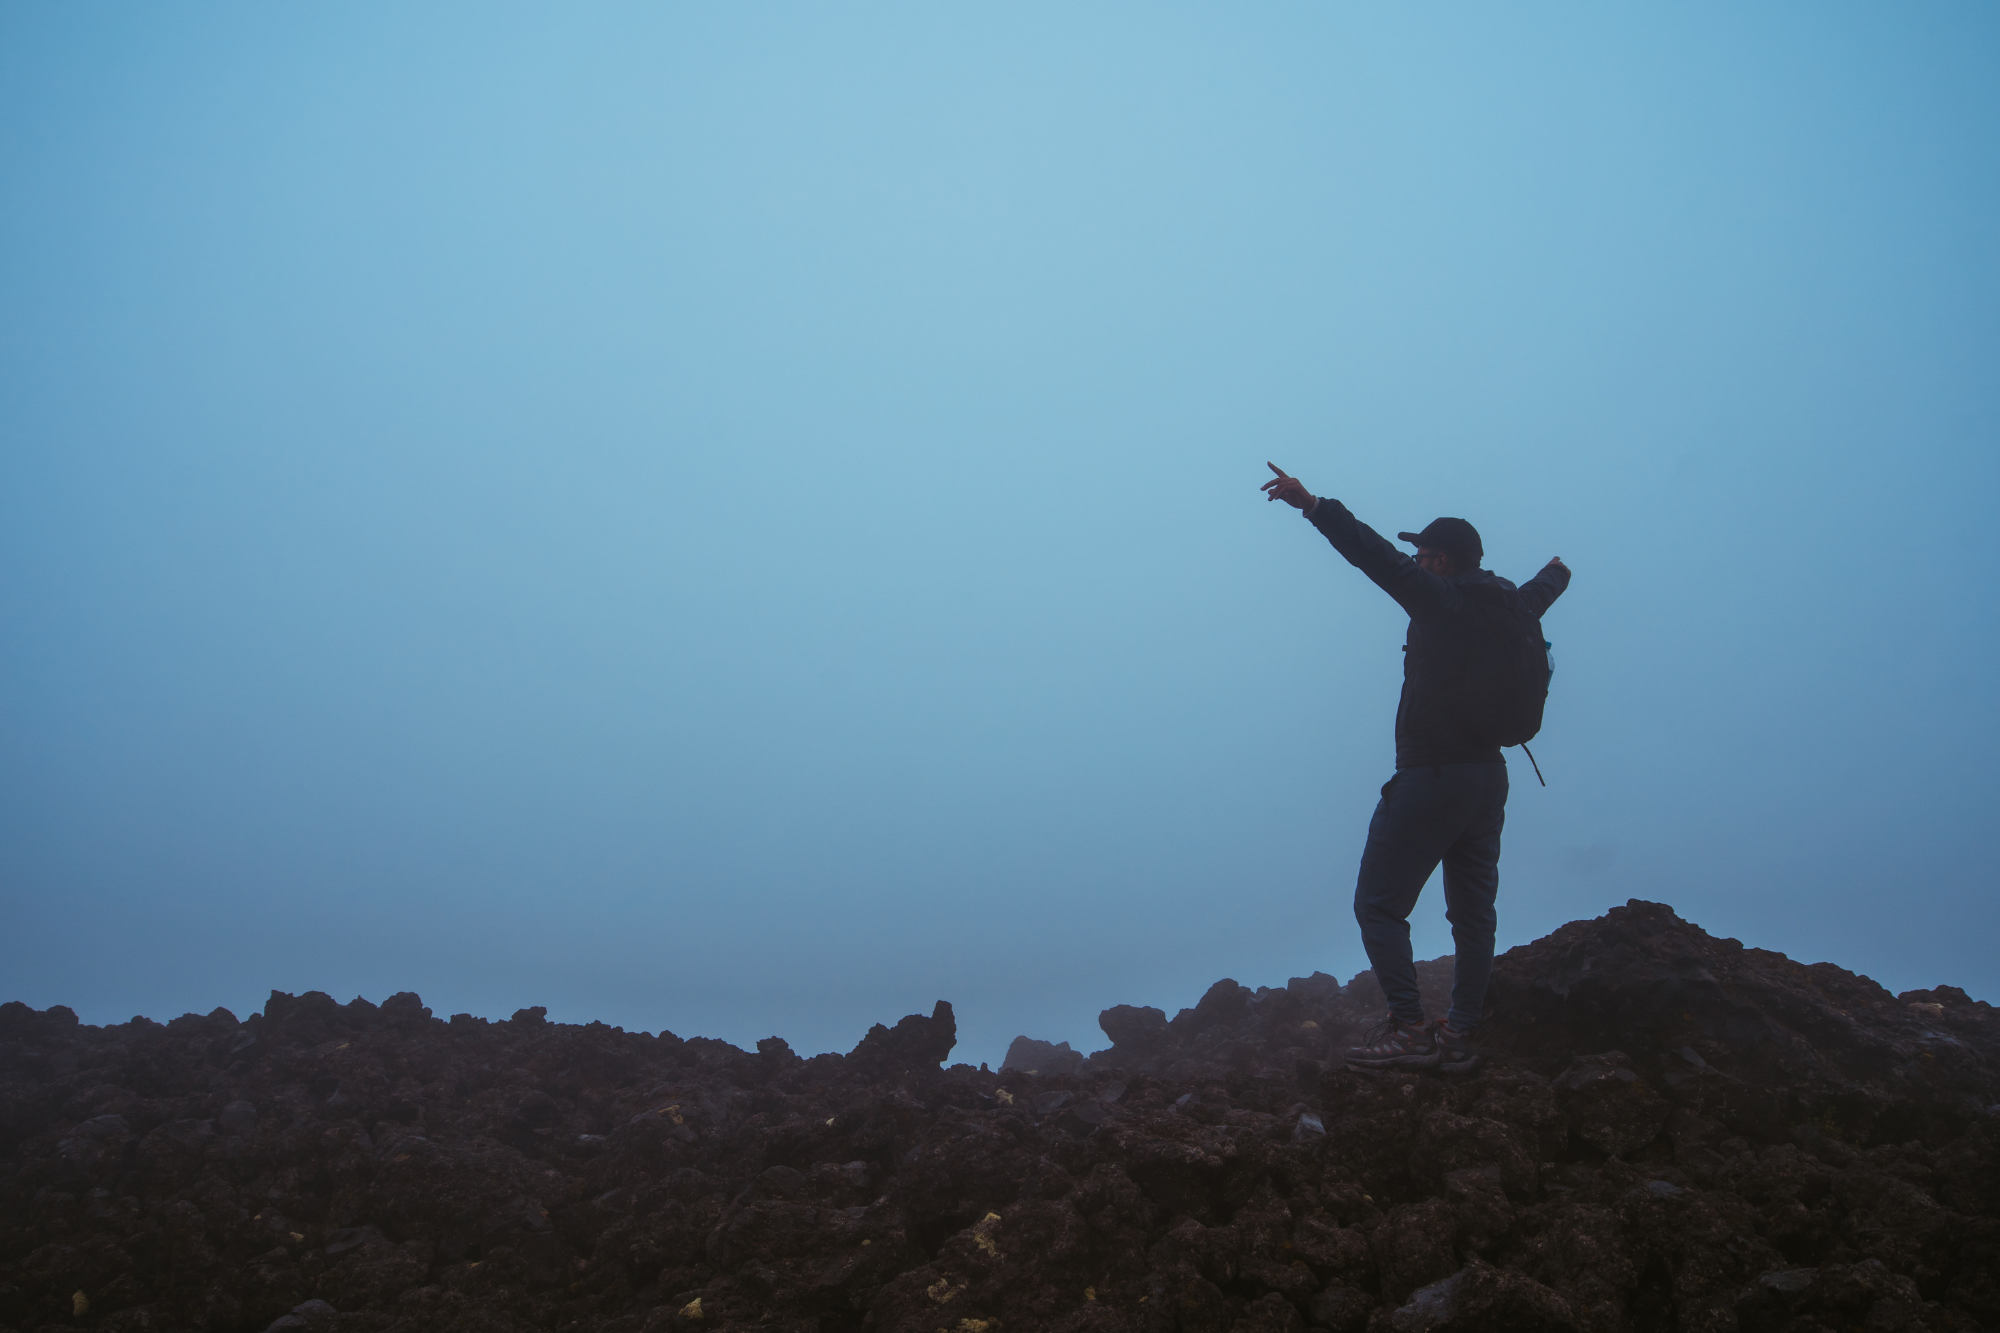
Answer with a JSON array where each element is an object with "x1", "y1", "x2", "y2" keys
[
  {"x1": 1546, "y1": 557, "x2": 1568, "y2": 573},
  {"x1": 1261, "y1": 462, "x2": 1313, "y2": 510}
]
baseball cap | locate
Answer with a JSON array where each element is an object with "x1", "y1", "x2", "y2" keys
[{"x1": 1396, "y1": 517, "x2": 1483, "y2": 563}]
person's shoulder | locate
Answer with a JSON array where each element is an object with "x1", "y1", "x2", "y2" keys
[{"x1": 1454, "y1": 570, "x2": 1517, "y2": 598}]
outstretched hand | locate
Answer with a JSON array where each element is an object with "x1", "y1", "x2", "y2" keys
[{"x1": 1261, "y1": 462, "x2": 1313, "y2": 510}]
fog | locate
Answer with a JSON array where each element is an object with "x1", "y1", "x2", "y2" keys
[{"x1": 4, "y1": 3, "x2": 1995, "y2": 1066}]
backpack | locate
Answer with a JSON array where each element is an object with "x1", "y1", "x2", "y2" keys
[{"x1": 1458, "y1": 585, "x2": 1554, "y2": 749}]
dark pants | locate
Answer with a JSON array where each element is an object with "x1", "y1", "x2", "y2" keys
[{"x1": 1353, "y1": 762, "x2": 1509, "y2": 1031}]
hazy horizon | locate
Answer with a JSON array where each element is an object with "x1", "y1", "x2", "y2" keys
[{"x1": 4, "y1": 3, "x2": 1996, "y2": 1068}]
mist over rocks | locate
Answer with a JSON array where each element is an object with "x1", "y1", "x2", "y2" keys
[{"x1": 2, "y1": 901, "x2": 1996, "y2": 1333}]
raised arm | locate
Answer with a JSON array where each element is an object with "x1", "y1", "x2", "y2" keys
[
  {"x1": 1520, "y1": 557, "x2": 1571, "y2": 618},
  {"x1": 1261, "y1": 463, "x2": 1445, "y2": 614}
]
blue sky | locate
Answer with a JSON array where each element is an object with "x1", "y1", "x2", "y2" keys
[{"x1": 3, "y1": 3, "x2": 1995, "y2": 1066}]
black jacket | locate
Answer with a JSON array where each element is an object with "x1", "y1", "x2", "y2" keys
[{"x1": 1305, "y1": 497, "x2": 1571, "y2": 768}]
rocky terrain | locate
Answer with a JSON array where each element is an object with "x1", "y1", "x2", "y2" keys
[{"x1": 3, "y1": 899, "x2": 1996, "y2": 1333}]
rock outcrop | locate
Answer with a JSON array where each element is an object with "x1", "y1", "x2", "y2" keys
[{"x1": 1, "y1": 900, "x2": 1994, "y2": 1333}]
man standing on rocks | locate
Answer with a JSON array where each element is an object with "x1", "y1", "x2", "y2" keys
[{"x1": 1260, "y1": 463, "x2": 1570, "y2": 1074}]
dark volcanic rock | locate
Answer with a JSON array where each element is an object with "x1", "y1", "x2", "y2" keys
[
  {"x1": 844, "y1": 1000, "x2": 956, "y2": 1080},
  {"x1": 1097, "y1": 1004, "x2": 1169, "y2": 1053},
  {"x1": 1000, "y1": 1037, "x2": 1083, "y2": 1076},
  {"x1": 1, "y1": 900, "x2": 1996, "y2": 1333}
]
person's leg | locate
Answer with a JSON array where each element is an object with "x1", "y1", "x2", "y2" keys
[
  {"x1": 1439, "y1": 763, "x2": 1509, "y2": 1032},
  {"x1": 1353, "y1": 769, "x2": 1462, "y2": 1026}
]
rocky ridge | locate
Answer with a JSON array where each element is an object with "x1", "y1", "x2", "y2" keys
[{"x1": 2, "y1": 900, "x2": 1996, "y2": 1333}]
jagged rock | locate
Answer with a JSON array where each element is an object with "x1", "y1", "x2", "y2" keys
[
  {"x1": 379, "y1": 991, "x2": 430, "y2": 1024},
  {"x1": 1098, "y1": 1003, "x2": 1169, "y2": 1051},
  {"x1": 264, "y1": 1297, "x2": 339, "y2": 1330},
  {"x1": 1174, "y1": 979, "x2": 1253, "y2": 1035},
  {"x1": 1552, "y1": 1051, "x2": 1672, "y2": 1157},
  {"x1": 1236, "y1": 1289, "x2": 1305, "y2": 1331},
  {"x1": 1390, "y1": 1262, "x2": 1580, "y2": 1331},
  {"x1": 845, "y1": 999, "x2": 957, "y2": 1077},
  {"x1": 1000, "y1": 1035, "x2": 1083, "y2": 1075},
  {"x1": 1373, "y1": 1198, "x2": 1461, "y2": 1304},
  {"x1": 217, "y1": 1098, "x2": 258, "y2": 1136},
  {"x1": 0, "y1": 902, "x2": 1994, "y2": 1333},
  {"x1": 1286, "y1": 971, "x2": 1343, "y2": 1002}
]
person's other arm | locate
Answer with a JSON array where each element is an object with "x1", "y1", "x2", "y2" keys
[
  {"x1": 1520, "y1": 558, "x2": 1571, "y2": 618},
  {"x1": 1261, "y1": 463, "x2": 1443, "y2": 614}
]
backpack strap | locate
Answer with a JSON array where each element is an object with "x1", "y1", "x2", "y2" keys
[{"x1": 1518, "y1": 744, "x2": 1546, "y2": 787}]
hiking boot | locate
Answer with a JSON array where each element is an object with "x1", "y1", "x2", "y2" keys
[
  {"x1": 1345, "y1": 1014, "x2": 1438, "y2": 1070},
  {"x1": 1436, "y1": 1020, "x2": 1480, "y2": 1074}
]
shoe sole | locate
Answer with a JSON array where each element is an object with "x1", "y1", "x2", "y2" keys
[
  {"x1": 1345, "y1": 1051, "x2": 1441, "y2": 1071},
  {"x1": 1438, "y1": 1054, "x2": 1481, "y2": 1075}
]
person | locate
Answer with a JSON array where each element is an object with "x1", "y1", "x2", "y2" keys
[{"x1": 1260, "y1": 462, "x2": 1570, "y2": 1073}]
